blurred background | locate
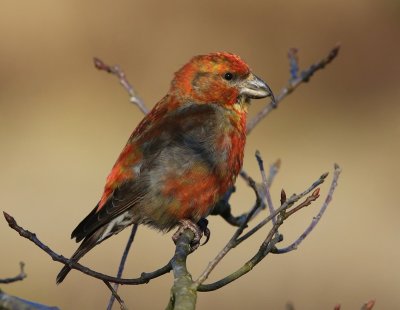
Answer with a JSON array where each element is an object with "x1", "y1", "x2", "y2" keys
[{"x1": 1, "y1": 0, "x2": 399, "y2": 309}]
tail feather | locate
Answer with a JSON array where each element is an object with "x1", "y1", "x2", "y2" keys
[
  {"x1": 56, "y1": 228, "x2": 104, "y2": 284},
  {"x1": 56, "y1": 264, "x2": 73, "y2": 284},
  {"x1": 57, "y1": 210, "x2": 135, "y2": 284}
]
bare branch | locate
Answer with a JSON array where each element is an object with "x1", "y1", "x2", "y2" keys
[
  {"x1": 196, "y1": 170, "x2": 327, "y2": 291},
  {"x1": 103, "y1": 280, "x2": 128, "y2": 310},
  {"x1": 107, "y1": 224, "x2": 138, "y2": 310},
  {"x1": 168, "y1": 229, "x2": 197, "y2": 310},
  {"x1": 284, "y1": 187, "x2": 320, "y2": 219},
  {"x1": 0, "y1": 262, "x2": 26, "y2": 284},
  {"x1": 255, "y1": 150, "x2": 276, "y2": 225},
  {"x1": 274, "y1": 164, "x2": 341, "y2": 253},
  {"x1": 197, "y1": 223, "x2": 283, "y2": 292},
  {"x1": 194, "y1": 153, "x2": 339, "y2": 293},
  {"x1": 194, "y1": 177, "x2": 262, "y2": 287},
  {"x1": 246, "y1": 44, "x2": 341, "y2": 134},
  {"x1": 2, "y1": 211, "x2": 171, "y2": 285},
  {"x1": 93, "y1": 57, "x2": 149, "y2": 114},
  {"x1": 288, "y1": 48, "x2": 299, "y2": 81},
  {"x1": 236, "y1": 171, "x2": 329, "y2": 244},
  {"x1": 197, "y1": 164, "x2": 333, "y2": 293},
  {"x1": 265, "y1": 159, "x2": 281, "y2": 188}
]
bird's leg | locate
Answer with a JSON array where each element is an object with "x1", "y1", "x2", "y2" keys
[
  {"x1": 197, "y1": 218, "x2": 210, "y2": 246},
  {"x1": 172, "y1": 218, "x2": 210, "y2": 251}
]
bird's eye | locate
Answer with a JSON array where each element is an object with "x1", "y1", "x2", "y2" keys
[{"x1": 224, "y1": 72, "x2": 233, "y2": 81}]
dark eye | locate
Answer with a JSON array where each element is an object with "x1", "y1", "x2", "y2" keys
[{"x1": 224, "y1": 72, "x2": 233, "y2": 81}]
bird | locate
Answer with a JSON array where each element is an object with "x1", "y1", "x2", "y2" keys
[{"x1": 56, "y1": 52, "x2": 274, "y2": 284}]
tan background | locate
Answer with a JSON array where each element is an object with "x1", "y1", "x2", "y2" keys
[{"x1": 1, "y1": 0, "x2": 399, "y2": 309}]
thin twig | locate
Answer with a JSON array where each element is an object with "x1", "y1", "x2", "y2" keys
[
  {"x1": 194, "y1": 177, "x2": 262, "y2": 287},
  {"x1": 274, "y1": 164, "x2": 341, "y2": 253},
  {"x1": 238, "y1": 159, "x2": 281, "y2": 221},
  {"x1": 246, "y1": 44, "x2": 340, "y2": 134},
  {"x1": 103, "y1": 280, "x2": 128, "y2": 310},
  {"x1": 3, "y1": 211, "x2": 171, "y2": 285},
  {"x1": 197, "y1": 162, "x2": 332, "y2": 293},
  {"x1": 288, "y1": 48, "x2": 299, "y2": 81},
  {"x1": 93, "y1": 57, "x2": 149, "y2": 114},
  {"x1": 94, "y1": 57, "x2": 148, "y2": 306},
  {"x1": 197, "y1": 220, "x2": 283, "y2": 292},
  {"x1": 0, "y1": 262, "x2": 26, "y2": 284},
  {"x1": 266, "y1": 159, "x2": 281, "y2": 187},
  {"x1": 284, "y1": 188, "x2": 320, "y2": 219},
  {"x1": 107, "y1": 224, "x2": 138, "y2": 310},
  {"x1": 236, "y1": 171, "x2": 329, "y2": 245},
  {"x1": 255, "y1": 150, "x2": 276, "y2": 225}
]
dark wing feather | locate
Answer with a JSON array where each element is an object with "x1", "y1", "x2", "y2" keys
[{"x1": 71, "y1": 179, "x2": 147, "y2": 242}]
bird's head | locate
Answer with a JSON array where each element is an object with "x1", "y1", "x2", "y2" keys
[{"x1": 170, "y1": 52, "x2": 275, "y2": 110}]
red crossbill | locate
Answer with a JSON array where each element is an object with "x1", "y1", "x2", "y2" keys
[{"x1": 56, "y1": 52, "x2": 274, "y2": 284}]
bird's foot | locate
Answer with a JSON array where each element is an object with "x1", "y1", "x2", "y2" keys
[{"x1": 172, "y1": 218, "x2": 210, "y2": 251}]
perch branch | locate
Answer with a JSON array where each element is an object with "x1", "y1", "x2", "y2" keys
[
  {"x1": 246, "y1": 44, "x2": 340, "y2": 134},
  {"x1": 3, "y1": 211, "x2": 172, "y2": 285},
  {"x1": 168, "y1": 229, "x2": 197, "y2": 310},
  {"x1": 0, "y1": 262, "x2": 26, "y2": 284}
]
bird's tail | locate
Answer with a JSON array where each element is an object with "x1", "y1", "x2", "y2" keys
[
  {"x1": 56, "y1": 260, "x2": 76, "y2": 284},
  {"x1": 56, "y1": 230, "x2": 102, "y2": 284}
]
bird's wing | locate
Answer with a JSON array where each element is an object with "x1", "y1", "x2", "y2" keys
[{"x1": 71, "y1": 179, "x2": 147, "y2": 242}]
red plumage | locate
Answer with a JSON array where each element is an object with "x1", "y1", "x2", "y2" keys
[{"x1": 56, "y1": 52, "x2": 273, "y2": 284}]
